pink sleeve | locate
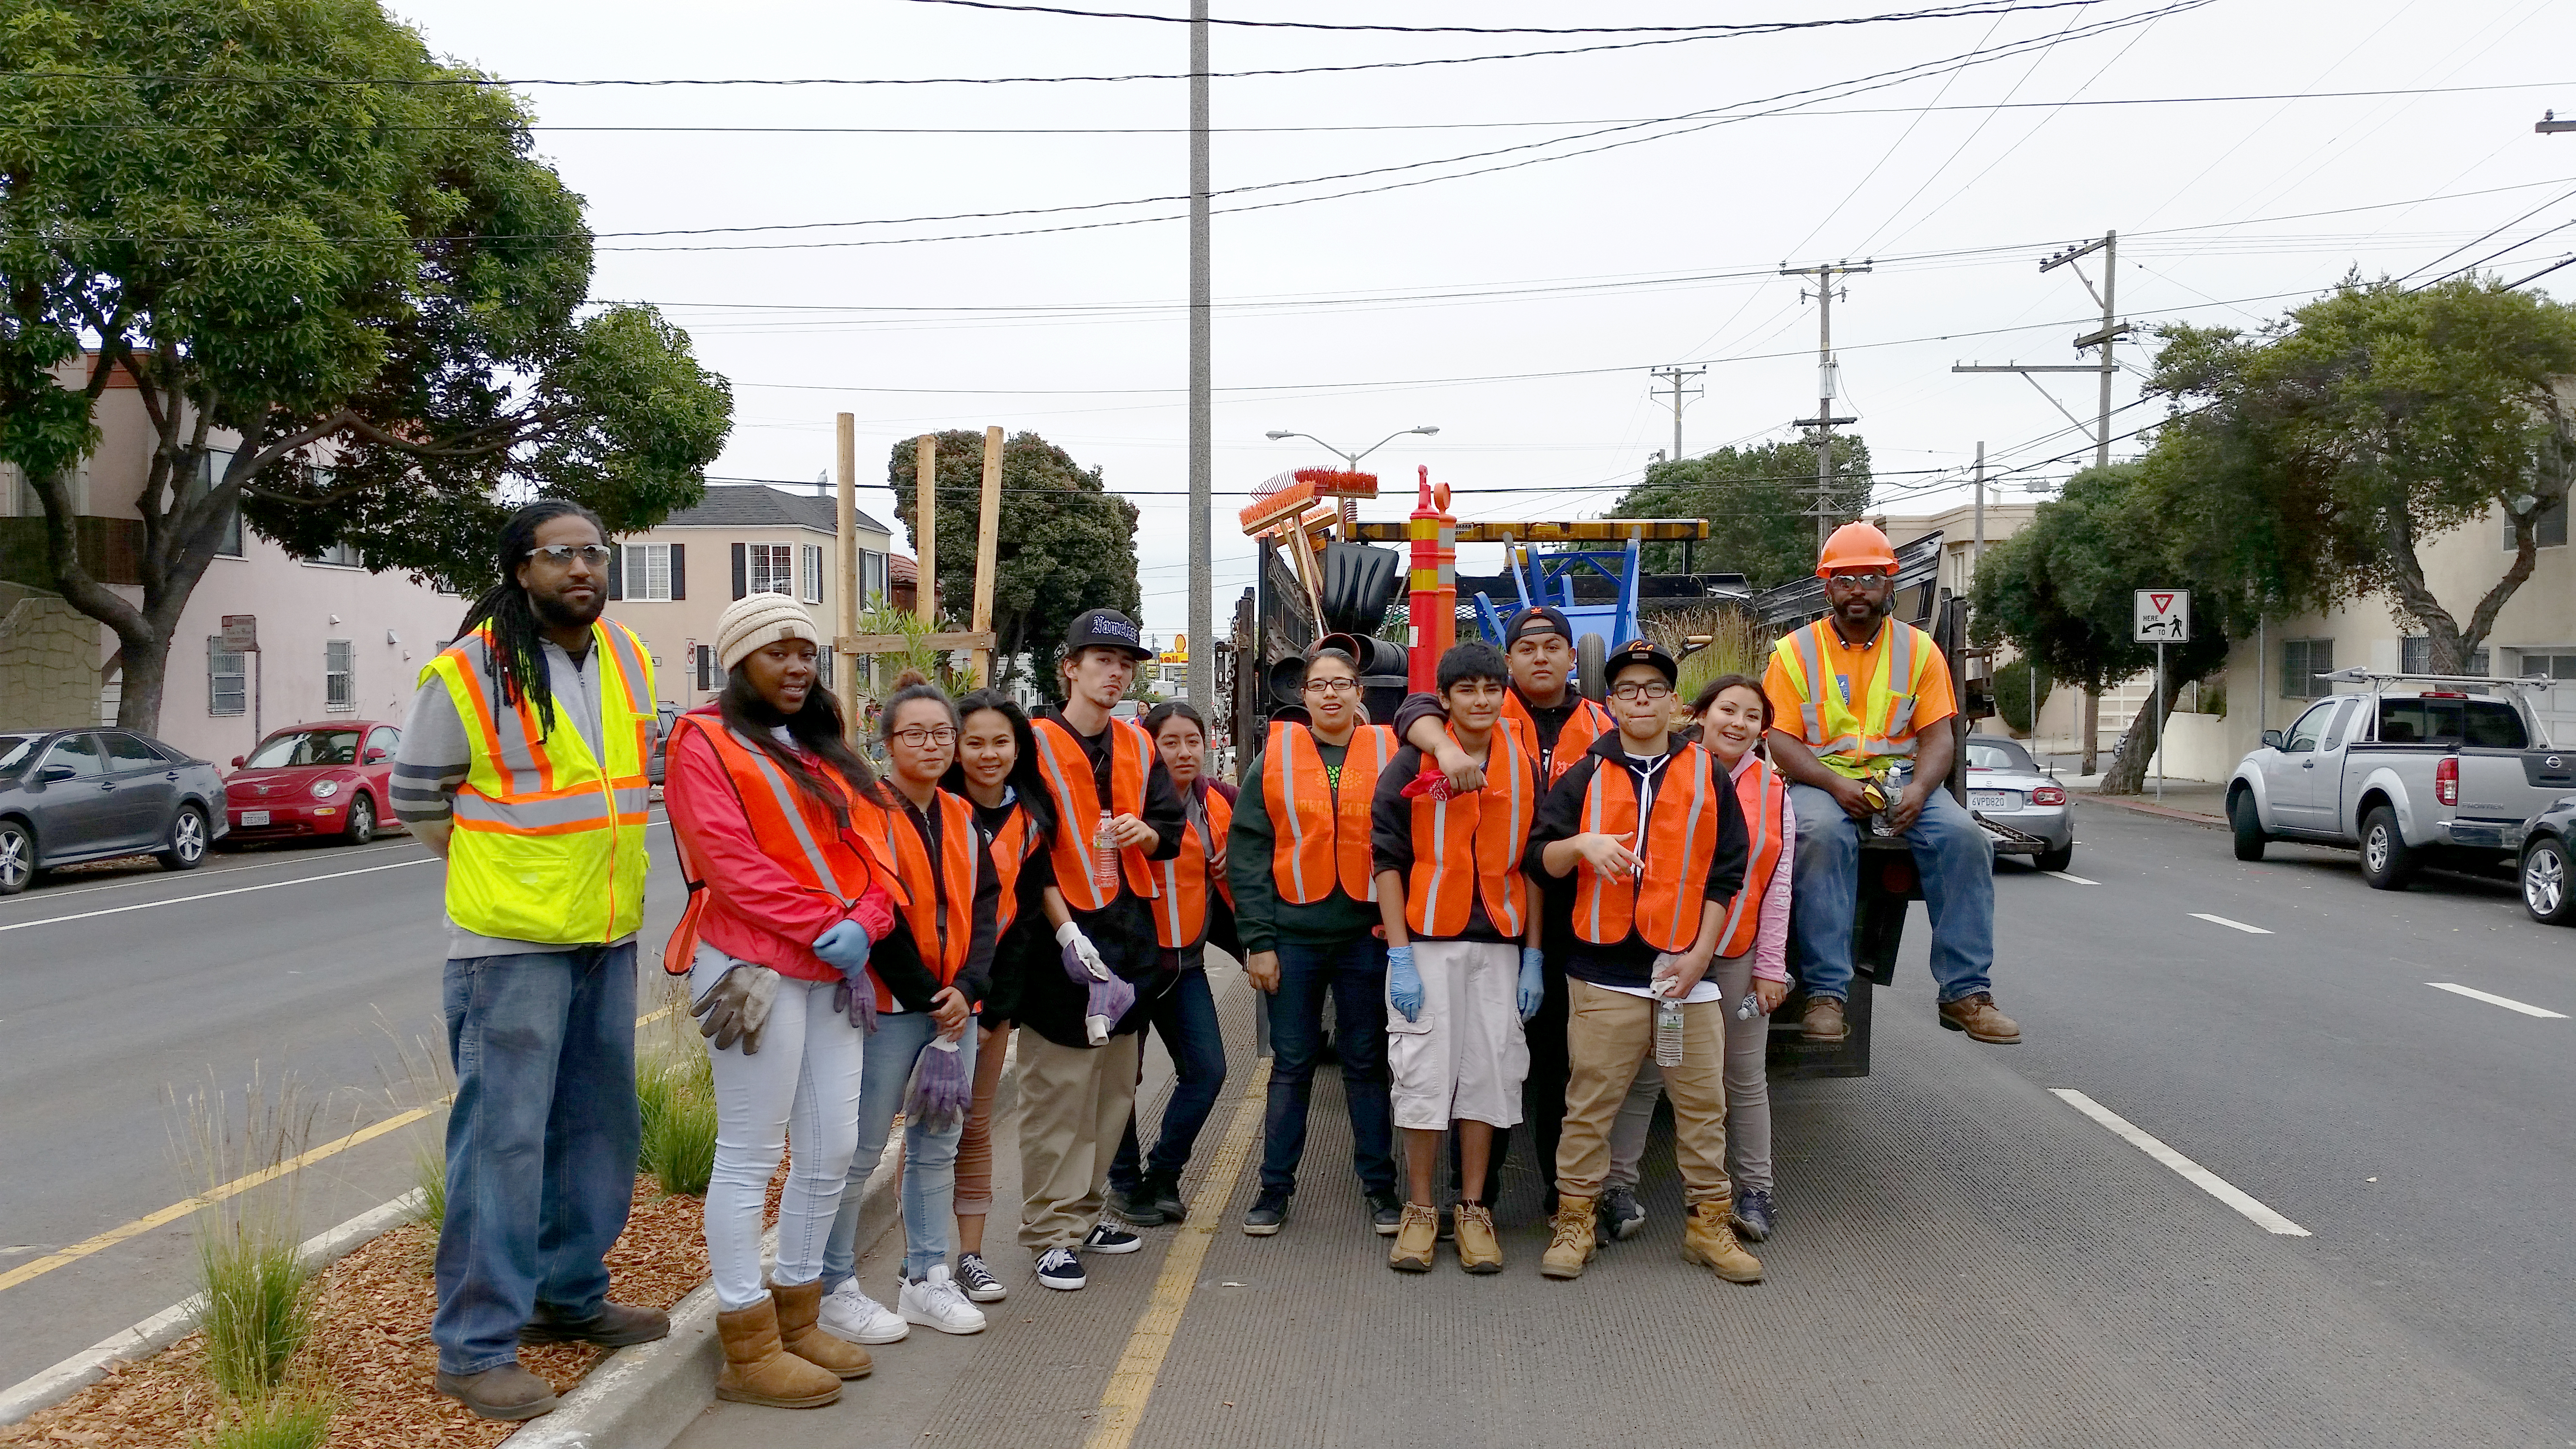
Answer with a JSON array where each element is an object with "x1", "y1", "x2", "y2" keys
[
  {"x1": 666, "y1": 727, "x2": 865, "y2": 946},
  {"x1": 1753, "y1": 791, "x2": 1795, "y2": 983},
  {"x1": 851, "y1": 882, "x2": 898, "y2": 944}
]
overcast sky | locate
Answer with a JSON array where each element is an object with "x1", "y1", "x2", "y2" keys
[{"x1": 394, "y1": 0, "x2": 2575, "y2": 639}]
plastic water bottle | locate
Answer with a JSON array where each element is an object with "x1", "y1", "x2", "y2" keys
[
  {"x1": 1090, "y1": 811, "x2": 1120, "y2": 894},
  {"x1": 1734, "y1": 991, "x2": 1762, "y2": 1021},
  {"x1": 1654, "y1": 996, "x2": 1685, "y2": 1067}
]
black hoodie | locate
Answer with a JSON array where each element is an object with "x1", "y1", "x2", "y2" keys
[{"x1": 1525, "y1": 731, "x2": 1749, "y2": 990}]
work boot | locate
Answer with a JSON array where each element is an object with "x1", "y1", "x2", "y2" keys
[
  {"x1": 1139, "y1": 1170, "x2": 1189, "y2": 1223},
  {"x1": 519, "y1": 1299, "x2": 669, "y2": 1347},
  {"x1": 715, "y1": 1298, "x2": 842, "y2": 1408},
  {"x1": 1387, "y1": 1202, "x2": 1438, "y2": 1272},
  {"x1": 1540, "y1": 1194, "x2": 1598, "y2": 1280},
  {"x1": 770, "y1": 1279, "x2": 872, "y2": 1379},
  {"x1": 1103, "y1": 1181, "x2": 1165, "y2": 1227},
  {"x1": 434, "y1": 1361, "x2": 558, "y2": 1421},
  {"x1": 1681, "y1": 1200, "x2": 1764, "y2": 1284},
  {"x1": 1938, "y1": 992, "x2": 2021, "y2": 1043},
  {"x1": 1801, "y1": 997, "x2": 1849, "y2": 1043},
  {"x1": 1452, "y1": 1203, "x2": 1503, "y2": 1274}
]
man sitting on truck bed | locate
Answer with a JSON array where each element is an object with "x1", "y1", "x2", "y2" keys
[{"x1": 1763, "y1": 522, "x2": 2021, "y2": 1046}]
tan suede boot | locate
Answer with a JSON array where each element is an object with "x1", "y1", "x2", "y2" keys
[
  {"x1": 1452, "y1": 1203, "x2": 1503, "y2": 1274},
  {"x1": 715, "y1": 1298, "x2": 842, "y2": 1408},
  {"x1": 1387, "y1": 1202, "x2": 1438, "y2": 1272},
  {"x1": 771, "y1": 1279, "x2": 872, "y2": 1379},
  {"x1": 1540, "y1": 1194, "x2": 1597, "y2": 1280},
  {"x1": 1681, "y1": 1200, "x2": 1764, "y2": 1284}
]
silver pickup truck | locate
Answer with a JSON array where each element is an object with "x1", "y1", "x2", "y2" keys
[{"x1": 2225, "y1": 671, "x2": 2576, "y2": 889}]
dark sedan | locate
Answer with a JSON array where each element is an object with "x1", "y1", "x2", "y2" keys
[
  {"x1": 0, "y1": 727, "x2": 228, "y2": 894},
  {"x1": 2516, "y1": 794, "x2": 2576, "y2": 926}
]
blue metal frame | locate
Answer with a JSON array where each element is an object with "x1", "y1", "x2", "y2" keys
[{"x1": 1470, "y1": 534, "x2": 1646, "y2": 649}]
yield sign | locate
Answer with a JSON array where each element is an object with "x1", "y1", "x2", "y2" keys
[{"x1": 2133, "y1": 589, "x2": 2190, "y2": 643}]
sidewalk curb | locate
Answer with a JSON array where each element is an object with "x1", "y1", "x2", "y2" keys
[
  {"x1": 2074, "y1": 792, "x2": 2226, "y2": 829},
  {"x1": 0, "y1": 1190, "x2": 426, "y2": 1426},
  {"x1": 507, "y1": 1041, "x2": 1022, "y2": 1449}
]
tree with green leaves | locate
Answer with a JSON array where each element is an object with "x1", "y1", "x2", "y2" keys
[
  {"x1": 1970, "y1": 464, "x2": 2233, "y2": 794},
  {"x1": 2142, "y1": 276, "x2": 2576, "y2": 674},
  {"x1": 1610, "y1": 436, "x2": 1872, "y2": 589},
  {"x1": 887, "y1": 430, "x2": 1141, "y2": 694},
  {"x1": 0, "y1": 0, "x2": 733, "y2": 732}
]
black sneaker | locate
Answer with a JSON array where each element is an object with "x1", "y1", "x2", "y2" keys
[
  {"x1": 1367, "y1": 1190, "x2": 1405, "y2": 1236},
  {"x1": 1140, "y1": 1171, "x2": 1188, "y2": 1223},
  {"x1": 1600, "y1": 1186, "x2": 1647, "y2": 1243},
  {"x1": 955, "y1": 1252, "x2": 1008, "y2": 1303},
  {"x1": 1035, "y1": 1247, "x2": 1085, "y2": 1291},
  {"x1": 1436, "y1": 1207, "x2": 1455, "y2": 1242},
  {"x1": 1731, "y1": 1188, "x2": 1776, "y2": 1243},
  {"x1": 1103, "y1": 1182, "x2": 1165, "y2": 1227},
  {"x1": 1081, "y1": 1222, "x2": 1143, "y2": 1255},
  {"x1": 1242, "y1": 1189, "x2": 1290, "y2": 1236}
]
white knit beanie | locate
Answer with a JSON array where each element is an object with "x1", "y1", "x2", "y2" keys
[{"x1": 716, "y1": 592, "x2": 822, "y2": 673}]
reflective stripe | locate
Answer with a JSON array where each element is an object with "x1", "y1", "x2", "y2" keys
[
  {"x1": 1711, "y1": 757, "x2": 1768, "y2": 950},
  {"x1": 1659, "y1": 749, "x2": 1711, "y2": 947},
  {"x1": 1581, "y1": 766, "x2": 1607, "y2": 942},
  {"x1": 724, "y1": 725, "x2": 839, "y2": 885},
  {"x1": 1272, "y1": 723, "x2": 1311, "y2": 902}
]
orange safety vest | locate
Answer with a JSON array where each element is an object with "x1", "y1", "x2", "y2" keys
[
  {"x1": 660, "y1": 713, "x2": 879, "y2": 976},
  {"x1": 1712, "y1": 755, "x2": 1786, "y2": 960},
  {"x1": 1573, "y1": 742, "x2": 1727, "y2": 953},
  {"x1": 1404, "y1": 723, "x2": 1535, "y2": 941},
  {"x1": 846, "y1": 783, "x2": 980, "y2": 1004},
  {"x1": 1153, "y1": 785, "x2": 1237, "y2": 950},
  {"x1": 984, "y1": 801, "x2": 1046, "y2": 937},
  {"x1": 1503, "y1": 691, "x2": 1616, "y2": 785},
  {"x1": 1263, "y1": 719, "x2": 1395, "y2": 905},
  {"x1": 1030, "y1": 714, "x2": 1161, "y2": 912}
]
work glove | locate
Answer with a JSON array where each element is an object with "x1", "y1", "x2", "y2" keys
[
  {"x1": 827, "y1": 974, "x2": 878, "y2": 1035},
  {"x1": 1517, "y1": 947, "x2": 1546, "y2": 1023},
  {"x1": 1056, "y1": 921, "x2": 1110, "y2": 983},
  {"x1": 905, "y1": 1037, "x2": 972, "y2": 1135},
  {"x1": 1386, "y1": 945, "x2": 1423, "y2": 1023},
  {"x1": 691, "y1": 962, "x2": 780, "y2": 1055},
  {"x1": 1085, "y1": 973, "x2": 1136, "y2": 1046}
]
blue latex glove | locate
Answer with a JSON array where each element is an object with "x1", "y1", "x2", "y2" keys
[
  {"x1": 1517, "y1": 947, "x2": 1546, "y2": 1022},
  {"x1": 1386, "y1": 945, "x2": 1423, "y2": 1023},
  {"x1": 812, "y1": 919, "x2": 871, "y2": 973}
]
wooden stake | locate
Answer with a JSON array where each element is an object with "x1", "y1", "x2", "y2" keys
[
  {"x1": 837, "y1": 413, "x2": 860, "y2": 731},
  {"x1": 970, "y1": 426, "x2": 1004, "y2": 686},
  {"x1": 914, "y1": 435, "x2": 938, "y2": 624}
]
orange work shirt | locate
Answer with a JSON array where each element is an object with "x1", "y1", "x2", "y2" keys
[{"x1": 1761, "y1": 617, "x2": 1958, "y2": 749}]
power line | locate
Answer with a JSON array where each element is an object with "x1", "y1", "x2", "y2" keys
[{"x1": 899, "y1": 0, "x2": 2089, "y2": 33}]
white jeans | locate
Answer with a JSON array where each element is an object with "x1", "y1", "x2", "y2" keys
[
  {"x1": 1603, "y1": 949, "x2": 1773, "y2": 1194},
  {"x1": 692, "y1": 945, "x2": 865, "y2": 1312}
]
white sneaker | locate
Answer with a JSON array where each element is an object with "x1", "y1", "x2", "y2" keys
[
  {"x1": 817, "y1": 1278, "x2": 909, "y2": 1344},
  {"x1": 899, "y1": 1265, "x2": 989, "y2": 1335}
]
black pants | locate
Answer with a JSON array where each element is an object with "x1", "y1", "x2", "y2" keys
[{"x1": 1453, "y1": 952, "x2": 1568, "y2": 1208}]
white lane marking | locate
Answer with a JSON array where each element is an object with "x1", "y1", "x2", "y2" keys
[
  {"x1": 0, "y1": 859, "x2": 438, "y2": 933},
  {"x1": 2049, "y1": 1089, "x2": 2310, "y2": 1237},
  {"x1": 2046, "y1": 870, "x2": 2101, "y2": 885},
  {"x1": 2425, "y1": 982, "x2": 2567, "y2": 1019},
  {"x1": 2190, "y1": 912, "x2": 2271, "y2": 934},
  {"x1": 4, "y1": 839, "x2": 421, "y2": 901}
]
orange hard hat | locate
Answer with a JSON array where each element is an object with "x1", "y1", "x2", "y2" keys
[{"x1": 1815, "y1": 521, "x2": 1899, "y2": 577}]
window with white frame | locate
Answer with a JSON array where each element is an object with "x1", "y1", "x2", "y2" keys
[
  {"x1": 2515, "y1": 648, "x2": 2576, "y2": 681},
  {"x1": 2400, "y1": 636, "x2": 2491, "y2": 676},
  {"x1": 2281, "y1": 638, "x2": 2334, "y2": 698},
  {"x1": 309, "y1": 540, "x2": 362, "y2": 567},
  {"x1": 860, "y1": 549, "x2": 888, "y2": 605},
  {"x1": 325, "y1": 639, "x2": 354, "y2": 710},
  {"x1": 801, "y1": 544, "x2": 824, "y2": 605},
  {"x1": 624, "y1": 542, "x2": 675, "y2": 601},
  {"x1": 208, "y1": 639, "x2": 247, "y2": 715},
  {"x1": 749, "y1": 543, "x2": 794, "y2": 596},
  {"x1": 2504, "y1": 494, "x2": 2570, "y2": 549}
]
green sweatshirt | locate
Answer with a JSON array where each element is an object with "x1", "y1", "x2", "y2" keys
[{"x1": 1226, "y1": 740, "x2": 1382, "y2": 954}]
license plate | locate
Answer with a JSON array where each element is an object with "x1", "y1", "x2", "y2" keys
[
  {"x1": 239, "y1": 810, "x2": 270, "y2": 826},
  {"x1": 1970, "y1": 790, "x2": 2019, "y2": 812}
]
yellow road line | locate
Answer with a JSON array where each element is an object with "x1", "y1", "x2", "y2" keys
[
  {"x1": 1084, "y1": 1060, "x2": 1272, "y2": 1449},
  {"x1": 1, "y1": 1003, "x2": 681, "y2": 1297}
]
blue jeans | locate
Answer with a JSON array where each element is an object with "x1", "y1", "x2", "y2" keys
[
  {"x1": 822, "y1": 1010, "x2": 974, "y2": 1285},
  {"x1": 433, "y1": 944, "x2": 640, "y2": 1376},
  {"x1": 1258, "y1": 935, "x2": 1396, "y2": 1198},
  {"x1": 1788, "y1": 780, "x2": 1995, "y2": 1005},
  {"x1": 1110, "y1": 965, "x2": 1229, "y2": 1191}
]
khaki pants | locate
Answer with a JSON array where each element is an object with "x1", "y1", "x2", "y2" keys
[
  {"x1": 1015, "y1": 1030, "x2": 1142, "y2": 1252},
  {"x1": 1554, "y1": 978, "x2": 1730, "y2": 1208}
]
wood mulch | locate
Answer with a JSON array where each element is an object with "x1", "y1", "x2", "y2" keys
[{"x1": 1, "y1": 1170, "x2": 784, "y2": 1449}]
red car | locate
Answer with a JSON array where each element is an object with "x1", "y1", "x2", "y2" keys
[{"x1": 224, "y1": 721, "x2": 401, "y2": 846}]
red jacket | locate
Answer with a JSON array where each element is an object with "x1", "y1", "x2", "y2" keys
[{"x1": 666, "y1": 719, "x2": 896, "y2": 983}]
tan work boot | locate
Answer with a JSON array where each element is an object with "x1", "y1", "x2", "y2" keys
[
  {"x1": 1800, "y1": 997, "x2": 1849, "y2": 1042},
  {"x1": 715, "y1": 1298, "x2": 843, "y2": 1408},
  {"x1": 770, "y1": 1279, "x2": 872, "y2": 1379},
  {"x1": 1681, "y1": 1200, "x2": 1764, "y2": 1284},
  {"x1": 1937, "y1": 992, "x2": 2022, "y2": 1044},
  {"x1": 434, "y1": 1361, "x2": 557, "y2": 1421},
  {"x1": 1453, "y1": 1203, "x2": 1503, "y2": 1274},
  {"x1": 1388, "y1": 1202, "x2": 1438, "y2": 1272},
  {"x1": 1540, "y1": 1194, "x2": 1598, "y2": 1280}
]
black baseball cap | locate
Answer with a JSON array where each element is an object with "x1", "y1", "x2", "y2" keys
[
  {"x1": 1063, "y1": 607, "x2": 1153, "y2": 660},
  {"x1": 1608, "y1": 637, "x2": 1678, "y2": 687},
  {"x1": 1503, "y1": 606, "x2": 1573, "y2": 647}
]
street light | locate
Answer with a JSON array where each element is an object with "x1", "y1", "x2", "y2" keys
[{"x1": 1263, "y1": 425, "x2": 1439, "y2": 473}]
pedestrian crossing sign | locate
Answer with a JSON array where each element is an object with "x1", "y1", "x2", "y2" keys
[{"x1": 2133, "y1": 589, "x2": 2190, "y2": 643}]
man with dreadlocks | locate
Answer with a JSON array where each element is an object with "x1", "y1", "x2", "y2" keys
[{"x1": 393, "y1": 500, "x2": 669, "y2": 1422}]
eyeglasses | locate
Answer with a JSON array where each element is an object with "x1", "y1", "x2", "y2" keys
[
  {"x1": 1303, "y1": 678, "x2": 1359, "y2": 695},
  {"x1": 889, "y1": 727, "x2": 958, "y2": 748},
  {"x1": 1610, "y1": 681, "x2": 1674, "y2": 701},
  {"x1": 1824, "y1": 570, "x2": 1892, "y2": 588},
  {"x1": 526, "y1": 544, "x2": 613, "y2": 566}
]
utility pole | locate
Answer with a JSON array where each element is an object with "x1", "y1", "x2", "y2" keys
[
  {"x1": 1782, "y1": 260, "x2": 1869, "y2": 548},
  {"x1": 1185, "y1": 0, "x2": 1213, "y2": 708},
  {"x1": 1648, "y1": 364, "x2": 1704, "y2": 466},
  {"x1": 1972, "y1": 439, "x2": 1985, "y2": 578},
  {"x1": 1953, "y1": 231, "x2": 2129, "y2": 773}
]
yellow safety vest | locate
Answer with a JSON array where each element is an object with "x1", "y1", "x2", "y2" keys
[
  {"x1": 421, "y1": 619, "x2": 657, "y2": 945},
  {"x1": 1770, "y1": 618, "x2": 1934, "y2": 780}
]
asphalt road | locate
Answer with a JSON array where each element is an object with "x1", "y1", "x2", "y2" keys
[{"x1": 671, "y1": 804, "x2": 2576, "y2": 1448}]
